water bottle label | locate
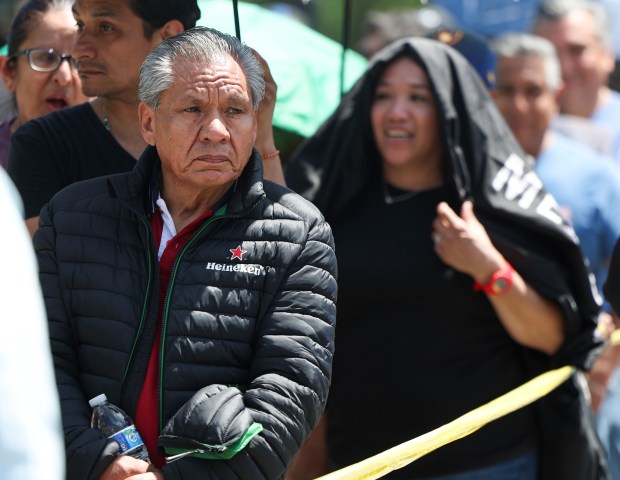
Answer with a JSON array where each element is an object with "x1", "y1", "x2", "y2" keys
[{"x1": 108, "y1": 425, "x2": 145, "y2": 455}]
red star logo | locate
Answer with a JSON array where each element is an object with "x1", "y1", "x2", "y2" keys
[{"x1": 230, "y1": 245, "x2": 247, "y2": 261}]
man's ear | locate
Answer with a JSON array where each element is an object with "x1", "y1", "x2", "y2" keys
[
  {"x1": 155, "y1": 19, "x2": 185, "y2": 44},
  {"x1": 0, "y1": 56, "x2": 16, "y2": 93},
  {"x1": 138, "y1": 102, "x2": 156, "y2": 146}
]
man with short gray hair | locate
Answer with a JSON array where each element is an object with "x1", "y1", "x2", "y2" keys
[
  {"x1": 37, "y1": 26, "x2": 337, "y2": 480},
  {"x1": 533, "y1": 0, "x2": 620, "y2": 161}
]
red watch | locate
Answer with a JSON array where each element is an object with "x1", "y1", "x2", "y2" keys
[{"x1": 473, "y1": 262, "x2": 515, "y2": 295}]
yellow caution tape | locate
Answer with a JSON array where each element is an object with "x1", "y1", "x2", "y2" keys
[
  {"x1": 316, "y1": 327, "x2": 620, "y2": 480},
  {"x1": 315, "y1": 365, "x2": 575, "y2": 480}
]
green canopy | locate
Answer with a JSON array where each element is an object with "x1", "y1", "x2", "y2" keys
[{"x1": 198, "y1": 0, "x2": 368, "y2": 137}]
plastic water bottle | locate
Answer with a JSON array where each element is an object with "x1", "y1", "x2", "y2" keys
[{"x1": 89, "y1": 393, "x2": 151, "y2": 463}]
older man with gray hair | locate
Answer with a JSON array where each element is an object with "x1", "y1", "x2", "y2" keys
[
  {"x1": 36, "y1": 26, "x2": 337, "y2": 480},
  {"x1": 533, "y1": 0, "x2": 620, "y2": 162}
]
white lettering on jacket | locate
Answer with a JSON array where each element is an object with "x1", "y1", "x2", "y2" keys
[
  {"x1": 206, "y1": 262, "x2": 266, "y2": 276},
  {"x1": 492, "y1": 153, "x2": 563, "y2": 225}
]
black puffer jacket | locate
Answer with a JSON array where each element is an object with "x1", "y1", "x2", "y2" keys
[{"x1": 35, "y1": 146, "x2": 337, "y2": 479}]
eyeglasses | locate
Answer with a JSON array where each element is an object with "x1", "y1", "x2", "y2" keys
[{"x1": 11, "y1": 48, "x2": 77, "y2": 73}]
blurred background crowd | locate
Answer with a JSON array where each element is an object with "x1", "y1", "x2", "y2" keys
[
  {"x1": 5, "y1": 0, "x2": 618, "y2": 156},
  {"x1": 3, "y1": 0, "x2": 618, "y2": 77}
]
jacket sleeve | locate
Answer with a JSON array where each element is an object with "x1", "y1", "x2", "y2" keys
[
  {"x1": 35, "y1": 203, "x2": 119, "y2": 480},
  {"x1": 160, "y1": 215, "x2": 338, "y2": 479}
]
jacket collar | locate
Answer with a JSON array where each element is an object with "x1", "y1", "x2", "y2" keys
[{"x1": 106, "y1": 146, "x2": 265, "y2": 217}]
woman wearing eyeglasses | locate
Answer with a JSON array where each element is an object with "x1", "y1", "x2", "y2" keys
[{"x1": 0, "y1": 0, "x2": 89, "y2": 169}]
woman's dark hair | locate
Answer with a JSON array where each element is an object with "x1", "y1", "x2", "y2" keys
[
  {"x1": 129, "y1": 0, "x2": 201, "y2": 38},
  {"x1": 7, "y1": 0, "x2": 73, "y2": 56}
]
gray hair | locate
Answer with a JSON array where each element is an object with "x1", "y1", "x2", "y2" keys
[
  {"x1": 139, "y1": 27, "x2": 265, "y2": 110},
  {"x1": 492, "y1": 33, "x2": 562, "y2": 92},
  {"x1": 533, "y1": 0, "x2": 612, "y2": 49}
]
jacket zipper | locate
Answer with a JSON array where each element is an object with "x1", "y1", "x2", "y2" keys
[{"x1": 157, "y1": 204, "x2": 247, "y2": 430}]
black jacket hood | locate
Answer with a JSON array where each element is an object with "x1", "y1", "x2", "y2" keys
[{"x1": 286, "y1": 37, "x2": 602, "y2": 369}]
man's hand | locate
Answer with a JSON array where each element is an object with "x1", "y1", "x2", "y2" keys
[
  {"x1": 251, "y1": 48, "x2": 286, "y2": 185},
  {"x1": 100, "y1": 455, "x2": 163, "y2": 480},
  {"x1": 251, "y1": 48, "x2": 277, "y2": 150}
]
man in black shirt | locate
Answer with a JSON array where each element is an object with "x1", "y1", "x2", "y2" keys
[{"x1": 8, "y1": 0, "x2": 284, "y2": 236}]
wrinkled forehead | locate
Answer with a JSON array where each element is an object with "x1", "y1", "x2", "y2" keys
[
  {"x1": 496, "y1": 54, "x2": 546, "y2": 76},
  {"x1": 182, "y1": 57, "x2": 246, "y2": 85},
  {"x1": 167, "y1": 58, "x2": 251, "y2": 101}
]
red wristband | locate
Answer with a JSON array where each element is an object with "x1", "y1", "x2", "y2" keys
[
  {"x1": 261, "y1": 150, "x2": 280, "y2": 160},
  {"x1": 473, "y1": 262, "x2": 515, "y2": 295}
]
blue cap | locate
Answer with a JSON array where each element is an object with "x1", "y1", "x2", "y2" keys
[{"x1": 428, "y1": 29, "x2": 496, "y2": 89}]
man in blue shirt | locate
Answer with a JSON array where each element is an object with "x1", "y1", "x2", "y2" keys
[
  {"x1": 492, "y1": 32, "x2": 620, "y2": 478},
  {"x1": 533, "y1": 0, "x2": 620, "y2": 162}
]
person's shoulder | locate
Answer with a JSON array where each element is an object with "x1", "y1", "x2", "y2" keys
[
  {"x1": 46, "y1": 171, "x2": 123, "y2": 214},
  {"x1": 552, "y1": 134, "x2": 613, "y2": 163},
  {"x1": 13, "y1": 102, "x2": 95, "y2": 137},
  {"x1": 263, "y1": 179, "x2": 327, "y2": 225},
  {"x1": 596, "y1": 90, "x2": 620, "y2": 122},
  {"x1": 553, "y1": 134, "x2": 620, "y2": 181},
  {"x1": 0, "y1": 117, "x2": 14, "y2": 130},
  {"x1": 607, "y1": 89, "x2": 620, "y2": 105},
  {"x1": 551, "y1": 133, "x2": 593, "y2": 152}
]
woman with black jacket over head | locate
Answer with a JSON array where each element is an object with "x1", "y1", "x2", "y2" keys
[{"x1": 285, "y1": 37, "x2": 608, "y2": 480}]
